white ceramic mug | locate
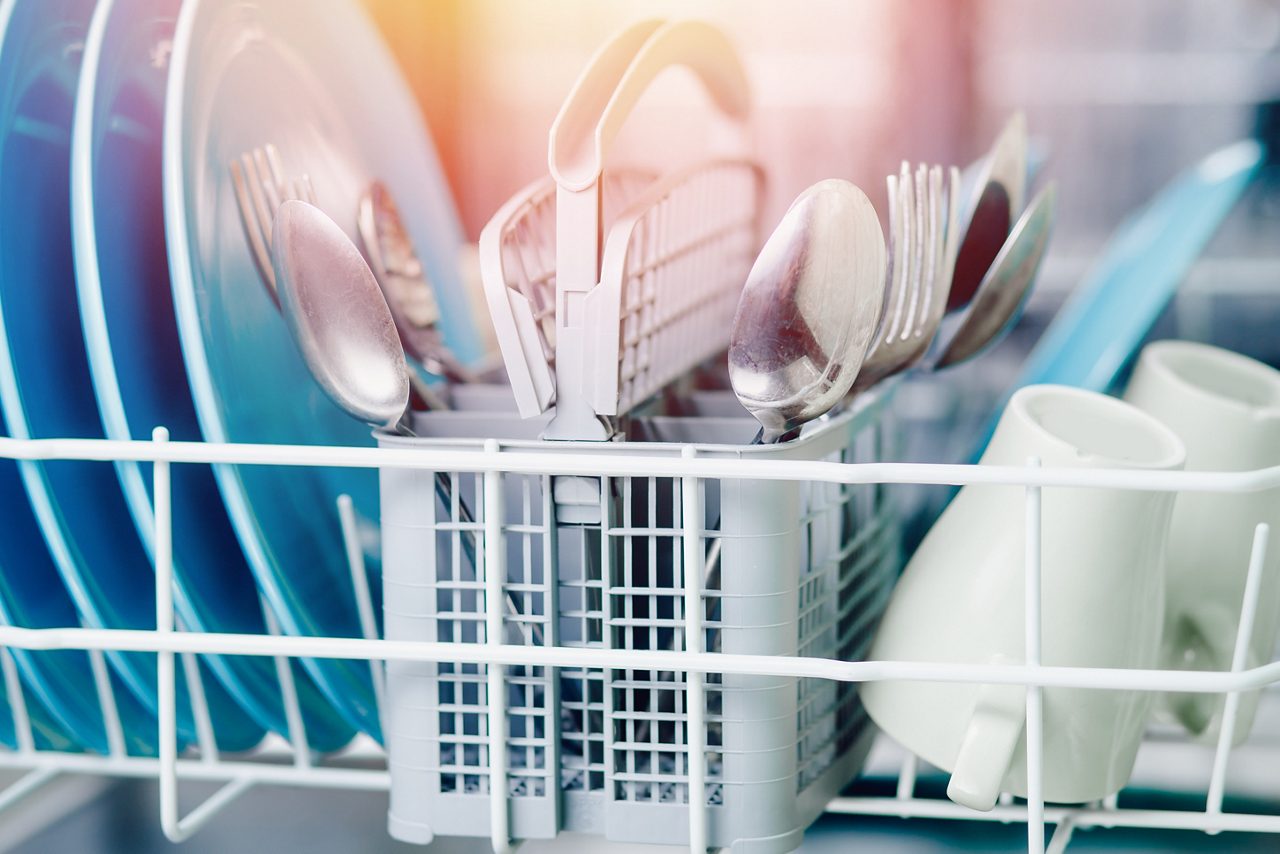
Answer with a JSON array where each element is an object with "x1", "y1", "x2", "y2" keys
[
  {"x1": 1124, "y1": 340, "x2": 1280, "y2": 743},
  {"x1": 863, "y1": 385, "x2": 1185, "y2": 810}
]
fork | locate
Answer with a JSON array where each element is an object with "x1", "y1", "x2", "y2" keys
[
  {"x1": 230, "y1": 144, "x2": 317, "y2": 306},
  {"x1": 851, "y1": 161, "x2": 957, "y2": 392}
]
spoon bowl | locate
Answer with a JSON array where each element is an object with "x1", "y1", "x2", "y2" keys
[
  {"x1": 272, "y1": 199, "x2": 410, "y2": 432},
  {"x1": 935, "y1": 182, "x2": 1057, "y2": 369},
  {"x1": 948, "y1": 113, "x2": 1027, "y2": 311},
  {"x1": 728, "y1": 178, "x2": 885, "y2": 442}
]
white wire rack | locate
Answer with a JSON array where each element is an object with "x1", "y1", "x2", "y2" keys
[{"x1": 0, "y1": 430, "x2": 1276, "y2": 852}]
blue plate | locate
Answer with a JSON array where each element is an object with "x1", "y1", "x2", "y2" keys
[
  {"x1": 0, "y1": 405, "x2": 157, "y2": 756},
  {"x1": 1011, "y1": 140, "x2": 1262, "y2": 393},
  {"x1": 71, "y1": 0, "x2": 354, "y2": 753},
  {"x1": 0, "y1": 0, "x2": 262, "y2": 752},
  {"x1": 164, "y1": 0, "x2": 479, "y2": 737}
]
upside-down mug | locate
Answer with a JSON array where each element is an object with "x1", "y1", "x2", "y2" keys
[
  {"x1": 1124, "y1": 340, "x2": 1280, "y2": 744},
  {"x1": 863, "y1": 384, "x2": 1185, "y2": 810}
]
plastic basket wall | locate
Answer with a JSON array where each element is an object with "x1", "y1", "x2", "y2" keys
[{"x1": 377, "y1": 392, "x2": 900, "y2": 851}]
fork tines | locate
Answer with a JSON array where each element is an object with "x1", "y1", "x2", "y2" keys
[{"x1": 230, "y1": 143, "x2": 318, "y2": 304}]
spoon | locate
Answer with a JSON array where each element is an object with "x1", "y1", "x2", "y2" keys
[
  {"x1": 272, "y1": 199, "x2": 544, "y2": 649},
  {"x1": 947, "y1": 112, "x2": 1028, "y2": 311},
  {"x1": 727, "y1": 178, "x2": 886, "y2": 443},
  {"x1": 272, "y1": 199, "x2": 412, "y2": 435},
  {"x1": 934, "y1": 182, "x2": 1057, "y2": 368}
]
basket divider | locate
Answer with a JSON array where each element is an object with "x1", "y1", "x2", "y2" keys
[
  {"x1": 680, "y1": 446, "x2": 707, "y2": 852},
  {"x1": 483, "y1": 440, "x2": 513, "y2": 853}
]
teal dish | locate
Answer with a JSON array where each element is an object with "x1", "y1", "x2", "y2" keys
[
  {"x1": 71, "y1": 0, "x2": 353, "y2": 751},
  {"x1": 163, "y1": 0, "x2": 478, "y2": 737},
  {"x1": 1013, "y1": 140, "x2": 1262, "y2": 393}
]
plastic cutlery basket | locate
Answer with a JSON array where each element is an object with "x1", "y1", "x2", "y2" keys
[
  {"x1": 480, "y1": 18, "x2": 762, "y2": 441},
  {"x1": 377, "y1": 389, "x2": 900, "y2": 849}
]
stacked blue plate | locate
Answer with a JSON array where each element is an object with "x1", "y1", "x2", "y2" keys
[{"x1": 0, "y1": 0, "x2": 479, "y2": 751}]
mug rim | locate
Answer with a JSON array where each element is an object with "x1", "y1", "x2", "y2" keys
[
  {"x1": 1137, "y1": 340, "x2": 1280, "y2": 416},
  {"x1": 1008, "y1": 384, "x2": 1186, "y2": 469}
]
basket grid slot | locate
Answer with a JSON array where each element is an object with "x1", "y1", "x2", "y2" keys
[
  {"x1": 432, "y1": 471, "x2": 557, "y2": 800},
  {"x1": 605, "y1": 474, "x2": 723, "y2": 805},
  {"x1": 615, "y1": 164, "x2": 761, "y2": 415},
  {"x1": 558, "y1": 521, "x2": 607, "y2": 792}
]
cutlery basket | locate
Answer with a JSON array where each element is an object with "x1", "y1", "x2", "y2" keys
[{"x1": 376, "y1": 390, "x2": 901, "y2": 850}]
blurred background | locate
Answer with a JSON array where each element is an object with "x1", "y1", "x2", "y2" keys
[{"x1": 364, "y1": 0, "x2": 1280, "y2": 246}]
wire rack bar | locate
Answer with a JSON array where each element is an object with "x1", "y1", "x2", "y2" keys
[
  {"x1": 1206, "y1": 523, "x2": 1270, "y2": 826},
  {"x1": 1, "y1": 434, "x2": 1279, "y2": 495},
  {"x1": 1025, "y1": 458, "x2": 1045, "y2": 854},
  {"x1": 827, "y1": 797, "x2": 1280, "y2": 835},
  {"x1": 0, "y1": 626, "x2": 1273, "y2": 696}
]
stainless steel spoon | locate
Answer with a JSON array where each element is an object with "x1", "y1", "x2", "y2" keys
[
  {"x1": 272, "y1": 199, "x2": 412, "y2": 435},
  {"x1": 947, "y1": 112, "x2": 1027, "y2": 311},
  {"x1": 727, "y1": 178, "x2": 886, "y2": 443},
  {"x1": 934, "y1": 182, "x2": 1057, "y2": 368}
]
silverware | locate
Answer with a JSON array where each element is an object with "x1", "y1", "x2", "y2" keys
[
  {"x1": 852, "y1": 161, "x2": 956, "y2": 391},
  {"x1": 230, "y1": 143, "x2": 316, "y2": 305},
  {"x1": 270, "y1": 199, "x2": 538, "y2": 645},
  {"x1": 272, "y1": 199, "x2": 411, "y2": 434},
  {"x1": 232, "y1": 147, "x2": 447, "y2": 411},
  {"x1": 948, "y1": 112, "x2": 1028, "y2": 311},
  {"x1": 727, "y1": 178, "x2": 886, "y2": 443},
  {"x1": 357, "y1": 181, "x2": 477, "y2": 384},
  {"x1": 934, "y1": 182, "x2": 1057, "y2": 368}
]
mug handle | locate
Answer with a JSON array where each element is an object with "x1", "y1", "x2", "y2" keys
[
  {"x1": 1166, "y1": 604, "x2": 1252, "y2": 736},
  {"x1": 948, "y1": 654, "x2": 1027, "y2": 811}
]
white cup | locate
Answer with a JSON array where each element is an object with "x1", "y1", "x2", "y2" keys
[
  {"x1": 1123, "y1": 340, "x2": 1280, "y2": 743},
  {"x1": 863, "y1": 385, "x2": 1185, "y2": 810}
]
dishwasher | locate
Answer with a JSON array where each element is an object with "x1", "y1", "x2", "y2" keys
[{"x1": 0, "y1": 1, "x2": 1277, "y2": 853}]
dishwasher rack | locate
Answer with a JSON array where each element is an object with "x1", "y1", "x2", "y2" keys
[{"x1": 0, "y1": 429, "x2": 1276, "y2": 853}]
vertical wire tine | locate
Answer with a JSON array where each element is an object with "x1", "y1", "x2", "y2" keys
[
  {"x1": 895, "y1": 753, "x2": 918, "y2": 800},
  {"x1": 1025, "y1": 457, "x2": 1045, "y2": 854},
  {"x1": 178, "y1": 646, "x2": 218, "y2": 763},
  {"x1": 153, "y1": 426, "x2": 181, "y2": 841},
  {"x1": 88, "y1": 647, "x2": 126, "y2": 757},
  {"x1": 1206, "y1": 522, "x2": 1270, "y2": 825},
  {"x1": 259, "y1": 598, "x2": 312, "y2": 767},
  {"x1": 1045, "y1": 816, "x2": 1077, "y2": 854},
  {"x1": 337, "y1": 494, "x2": 387, "y2": 733},
  {"x1": 257, "y1": 594, "x2": 312, "y2": 768},
  {"x1": 1, "y1": 650, "x2": 32, "y2": 753}
]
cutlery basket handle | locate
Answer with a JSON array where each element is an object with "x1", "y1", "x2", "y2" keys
[{"x1": 544, "y1": 18, "x2": 752, "y2": 439}]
